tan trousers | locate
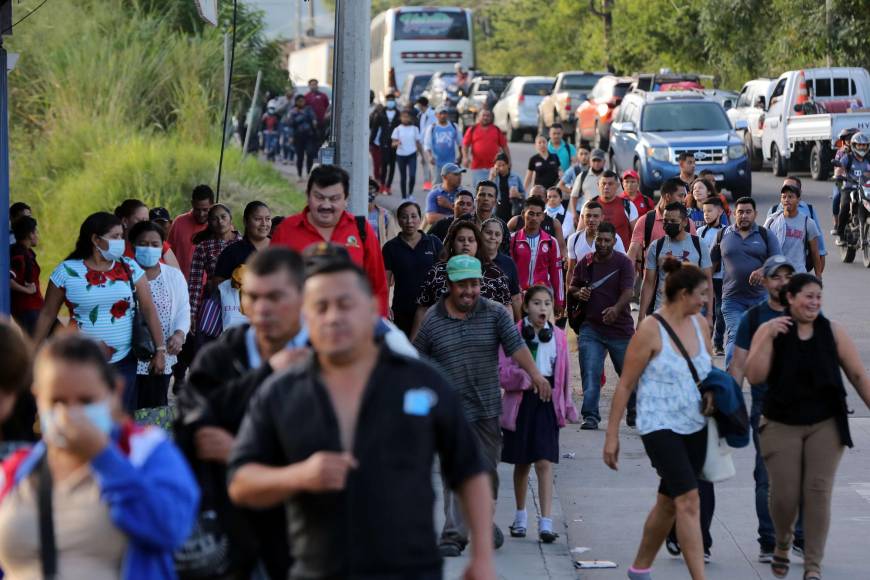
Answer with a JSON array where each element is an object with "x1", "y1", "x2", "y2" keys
[{"x1": 759, "y1": 417, "x2": 845, "y2": 574}]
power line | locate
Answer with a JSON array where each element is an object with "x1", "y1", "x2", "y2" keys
[
  {"x1": 1, "y1": 0, "x2": 51, "y2": 36},
  {"x1": 215, "y1": 0, "x2": 237, "y2": 203}
]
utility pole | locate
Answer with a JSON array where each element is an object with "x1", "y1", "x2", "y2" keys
[
  {"x1": 331, "y1": 0, "x2": 371, "y2": 216},
  {"x1": 0, "y1": 0, "x2": 12, "y2": 316},
  {"x1": 306, "y1": 0, "x2": 316, "y2": 38},
  {"x1": 825, "y1": 0, "x2": 833, "y2": 68},
  {"x1": 243, "y1": 70, "x2": 262, "y2": 157},
  {"x1": 589, "y1": 0, "x2": 614, "y2": 73}
]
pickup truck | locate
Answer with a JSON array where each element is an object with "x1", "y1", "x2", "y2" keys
[
  {"x1": 536, "y1": 71, "x2": 606, "y2": 140},
  {"x1": 760, "y1": 67, "x2": 870, "y2": 180},
  {"x1": 726, "y1": 79, "x2": 772, "y2": 171}
]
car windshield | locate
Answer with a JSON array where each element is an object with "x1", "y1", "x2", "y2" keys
[
  {"x1": 522, "y1": 82, "x2": 552, "y2": 96},
  {"x1": 394, "y1": 10, "x2": 469, "y2": 40},
  {"x1": 561, "y1": 74, "x2": 601, "y2": 91},
  {"x1": 433, "y1": 73, "x2": 458, "y2": 90},
  {"x1": 410, "y1": 75, "x2": 432, "y2": 98},
  {"x1": 479, "y1": 78, "x2": 510, "y2": 95},
  {"x1": 641, "y1": 102, "x2": 731, "y2": 132}
]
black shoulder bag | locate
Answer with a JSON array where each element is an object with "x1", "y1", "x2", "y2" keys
[{"x1": 121, "y1": 261, "x2": 157, "y2": 361}]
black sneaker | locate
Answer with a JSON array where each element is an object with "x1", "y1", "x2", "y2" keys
[
  {"x1": 759, "y1": 546, "x2": 774, "y2": 563},
  {"x1": 494, "y1": 524, "x2": 504, "y2": 550},
  {"x1": 438, "y1": 543, "x2": 462, "y2": 558},
  {"x1": 665, "y1": 536, "x2": 681, "y2": 556},
  {"x1": 714, "y1": 345, "x2": 725, "y2": 356},
  {"x1": 704, "y1": 548, "x2": 711, "y2": 564},
  {"x1": 580, "y1": 419, "x2": 599, "y2": 430},
  {"x1": 792, "y1": 540, "x2": 805, "y2": 559},
  {"x1": 539, "y1": 529, "x2": 558, "y2": 543}
]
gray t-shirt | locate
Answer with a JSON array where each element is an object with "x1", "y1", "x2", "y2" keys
[
  {"x1": 645, "y1": 235, "x2": 712, "y2": 310},
  {"x1": 763, "y1": 211, "x2": 820, "y2": 274}
]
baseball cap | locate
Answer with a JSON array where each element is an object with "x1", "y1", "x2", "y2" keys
[
  {"x1": 621, "y1": 169, "x2": 639, "y2": 181},
  {"x1": 590, "y1": 148, "x2": 606, "y2": 161},
  {"x1": 780, "y1": 183, "x2": 801, "y2": 196},
  {"x1": 763, "y1": 255, "x2": 795, "y2": 278},
  {"x1": 446, "y1": 255, "x2": 482, "y2": 282},
  {"x1": 149, "y1": 207, "x2": 170, "y2": 222},
  {"x1": 441, "y1": 162, "x2": 466, "y2": 176}
]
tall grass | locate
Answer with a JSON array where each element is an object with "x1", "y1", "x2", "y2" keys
[{"x1": 6, "y1": 0, "x2": 300, "y2": 278}]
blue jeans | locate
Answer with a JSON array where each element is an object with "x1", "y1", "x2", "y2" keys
[
  {"x1": 578, "y1": 325, "x2": 630, "y2": 424},
  {"x1": 712, "y1": 278, "x2": 725, "y2": 348},
  {"x1": 832, "y1": 184, "x2": 840, "y2": 217},
  {"x1": 279, "y1": 124, "x2": 293, "y2": 161},
  {"x1": 263, "y1": 130, "x2": 279, "y2": 160},
  {"x1": 721, "y1": 296, "x2": 763, "y2": 366},
  {"x1": 396, "y1": 152, "x2": 418, "y2": 199},
  {"x1": 113, "y1": 352, "x2": 138, "y2": 414},
  {"x1": 751, "y1": 385, "x2": 804, "y2": 549}
]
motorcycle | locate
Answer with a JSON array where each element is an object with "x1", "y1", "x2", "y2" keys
[{"x1": 836, "y1": 175, "x2": 870, "y2": 267}]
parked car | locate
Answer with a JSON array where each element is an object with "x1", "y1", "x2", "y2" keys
[
  {"x1": 631, "y1": 70, "x2": 709, "y2": 92},
  {"x1": 492, "y1": 76, "x2": 555, "y2": 142},
  {"x1": 536, "y1": 71, "x2": 606, "y2": 139},
  {"x1": 608, "y1": 91, "x2": 751, "y2": 198},
  {"x1": 575, "y1": 75, "x2": 633, "y2": 150},
  {"x1": 703, "y1": 89, "x2": 739, "y2": 111},
  {"x1": 456, "y1": 75, "x2": 514, "y2": 133},
  {"x1": 422, "y1": 71, "x2": 464, "y2": 122},
  {"x1": 726, "y1": 79, "x2": 772, "y2": 171},
  {"x1": 760, "y1": 67, "x2": 870, "y2": 180},
  {"x1": 399, "y1": 72, "x2": 433, "y2": 108}
]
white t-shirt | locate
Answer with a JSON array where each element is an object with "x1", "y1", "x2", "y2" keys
[
  {"x1": 545, "y1": 205, "x2": 576, "y2": 239},
  {"x1": 566, "y1": 229, "x2": 626, "y2": 261},
  {"x1": 391, "y1": 125, "x2": 422, "y2": 156}
]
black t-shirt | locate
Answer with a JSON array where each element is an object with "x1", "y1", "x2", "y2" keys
[
  {"x1": 228, "y1": 346, "x2": 485, "y2": 578},
  {"x1": 528, "y1": 153, "x2": 561, "y2": 188},
  {"x1": 382, "y1": 232, "x2": 443, "y2": 315}
]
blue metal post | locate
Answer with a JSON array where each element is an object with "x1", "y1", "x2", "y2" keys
[{"x1": 0, "y1": 40, "x2": 10, "y2": 316}]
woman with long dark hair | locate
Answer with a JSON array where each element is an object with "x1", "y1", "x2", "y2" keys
[
  {"x1": 32, "y1": 212, "x2": 166, "y2": 412},
  {"x1": 746, "y1": 274, "x2": 870, "y2": 580},
  {"x1": 188, "y1": 204, "x2": 241, "y2": 332},
  {"x1": 604, "y1": 259, "x2": 714, "y2": 580},
  {"x1": 411, "y1": 219, "x2": 513, "y2": 338}
]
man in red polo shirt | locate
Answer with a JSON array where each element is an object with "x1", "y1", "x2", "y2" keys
[
  {"x1": 304, "y1": 79, "x2": 330, "y2": 143},
  {"x1": 462, "y1": 109, "x2": 510, "y2": 186},
  {"x1": 588, "y1": 170, "x2": 638, "y2": 249},
  {"x1": 271, "y1": 165, "x2": 389, "y2": 315},
  {"x1": 167, "y1": 184, "x2": 214, "y2": 279}
]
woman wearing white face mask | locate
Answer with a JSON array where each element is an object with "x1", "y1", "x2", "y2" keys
[
  {"x1": 33, "y1": 212, "x2": 166, "y2": 413},
  {"x1": 0, "y1": 334, "x2": 199, "y2": 580},
  {"x1": 129, "y1": 221, "x2": 190, "y2": 411}
]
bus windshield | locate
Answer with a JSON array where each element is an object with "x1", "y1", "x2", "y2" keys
[{"x1": 394, "y1": 10, "x2": 469, "y2": 41}]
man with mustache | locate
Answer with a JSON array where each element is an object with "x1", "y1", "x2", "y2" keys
[{"x1": 271, "y1": 165, "x2": 389, "y2": 316}]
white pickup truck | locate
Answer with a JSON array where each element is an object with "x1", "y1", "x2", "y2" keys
[
  {"x1": 727, "y1": 78, "x2": 772, "y2": 171},
  {"x1": 760, "y1": 67, "x2": 870, "y2": 180}
]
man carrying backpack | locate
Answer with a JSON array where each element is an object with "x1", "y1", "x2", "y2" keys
[
  {"x1": 763, "y1": 183, "x2": 823, "y2": 276},
  {"x1": 709, "y1": 197, "x2": 782, "y2": 362},
  {"x1": 766, "y1": 176, "x2": 826, "y2": 272},
  {"x1": 638, "y1": 202, "x2": 713, "y2": 329}
]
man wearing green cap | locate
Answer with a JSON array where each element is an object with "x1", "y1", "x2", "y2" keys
[{"x1": 414, "y1": 255, "x2": 551, "y2": 558}]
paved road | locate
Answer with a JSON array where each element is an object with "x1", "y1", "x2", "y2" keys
[{"x1": 360, "y1": 141, "x2": 870, "y2": 578}]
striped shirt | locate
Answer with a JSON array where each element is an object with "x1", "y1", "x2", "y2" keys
[{"x1": 413, "y1": 297, "x2": 525, "y2": 421}]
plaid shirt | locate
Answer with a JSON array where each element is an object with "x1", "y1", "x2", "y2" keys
[{"x1": 188, "y1": 233, "x2": 241, "y2": 329}]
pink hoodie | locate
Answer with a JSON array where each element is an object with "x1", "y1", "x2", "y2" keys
[{"x1": 499, "y1": 322, "x2": 578, "y2": 432}]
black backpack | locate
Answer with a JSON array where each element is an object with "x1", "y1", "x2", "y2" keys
[{"x1": 646, "y1": 234, "x2": 703, "y2": 315}]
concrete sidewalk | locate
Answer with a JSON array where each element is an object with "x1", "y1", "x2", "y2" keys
[{"x1": 436, "y1": 462, "x2": 578, "y2": 580}]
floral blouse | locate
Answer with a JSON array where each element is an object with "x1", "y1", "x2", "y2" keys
[
  {"x1": 49, "y1": 258, "x2": 144, "y2": 363},
  {"x1": 416, "y1": 260, "x2": 512, "y2": 308}
]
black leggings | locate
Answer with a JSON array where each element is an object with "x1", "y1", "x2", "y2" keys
[
  {"x1": 381, "y1": 147, "x2": 397, "y2": 188},
  {"x1": 294, "y1": 135, "x2": 317, "y2": 176}
]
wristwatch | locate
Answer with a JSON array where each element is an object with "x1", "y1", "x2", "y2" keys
[{"x1": 156, "y1": 346, "x2": 167, "y2": 353}]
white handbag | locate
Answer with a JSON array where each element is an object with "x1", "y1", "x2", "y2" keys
[{"x1": 701, "y1": 417, "x2": 736, "y2": 483}]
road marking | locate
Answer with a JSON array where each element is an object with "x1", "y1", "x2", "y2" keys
[{"x1": 849, "y1": 483, "x2": 870, "y2": 507}]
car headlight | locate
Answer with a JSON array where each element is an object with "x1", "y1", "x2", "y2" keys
[
  {"x1": 646, "y1": 146, "x2": 671, "y2": 162},
  {"x1": 728, "y1": 144, "x2": 746, "y2": 159}
]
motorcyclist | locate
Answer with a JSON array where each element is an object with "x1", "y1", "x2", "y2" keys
[
  {"x1": 454, "y1": 62, "x2": 472, "y2": 94},
  {"x1": 831, "y1": 128, "x2": 858, "y2": 232},
  {"x1": 835, "y1": 131, "x2": 870, "y2": 245}
]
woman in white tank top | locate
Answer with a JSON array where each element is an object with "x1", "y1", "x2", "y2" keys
[{"x1": 602, "y1": 257, "x2": 715, "y2": 580}]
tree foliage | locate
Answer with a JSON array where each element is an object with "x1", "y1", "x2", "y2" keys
[{"x1": 362, "y1": 0, "x2": 870, "y2": 88}]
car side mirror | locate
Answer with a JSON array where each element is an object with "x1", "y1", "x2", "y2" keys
[
  {"x1": 619, "y1": 121, "x2": 636, "y2": 134},
  {"x1": 722, "y1": 99, "x2": 733, "y2": 111},
  {"x1": 734, "y1": 119, "x2": 749, "y2": 131},
  {"x1": 754, "y1": 96, "x2": 766, "y2": 110}
]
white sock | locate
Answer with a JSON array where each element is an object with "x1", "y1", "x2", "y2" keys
[
  {"x1": 513, "y1": 509, "x2": 527, "y2": 527},
  {"x1": 539, "y1": 517, "x2": 553, "y2": 533}
]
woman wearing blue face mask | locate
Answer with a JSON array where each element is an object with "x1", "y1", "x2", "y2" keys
[
  {"x1": 129, "y1": 220, "x2": 190, "y2": 411},
  {"x1": 0, "y1": 334, "x2": 199, "y2": 579},
  {"x1": 33, "y1": 212, "x2": 166, "y2": 412}
]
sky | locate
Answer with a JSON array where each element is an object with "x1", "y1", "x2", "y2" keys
[{"x1": 243, "y1": 0, "x2": 334, "y2": 40}]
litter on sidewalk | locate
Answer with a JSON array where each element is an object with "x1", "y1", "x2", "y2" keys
[{"x1": 574, "y1": 560, "x2": 618, "y2": 569}]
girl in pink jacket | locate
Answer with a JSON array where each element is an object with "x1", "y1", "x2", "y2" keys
[{"x1": 499, "y1": 285, "x2": 578, "y2": 543}]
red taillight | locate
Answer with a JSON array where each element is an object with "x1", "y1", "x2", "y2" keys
[
  {"x1": 758, "y1": 117, "x2": 765, "y2": 130},
  {"x1": 564, "y1": 95, "x2": 571, "y2": 111},
  {"x1": 607, "y1": 96, "x2": 620, "y2": 107},
  {"x1": 518, "y1": 94, "x2": 525, "y2": 104}
]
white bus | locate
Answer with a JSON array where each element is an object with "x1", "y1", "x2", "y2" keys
[{"x1": 370, "y1": 6, "x2": 474, "y2": 101}]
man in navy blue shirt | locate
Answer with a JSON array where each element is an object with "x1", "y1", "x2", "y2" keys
[{"x1": 425, "y1": 163, "x2": 465, "y2": 225}]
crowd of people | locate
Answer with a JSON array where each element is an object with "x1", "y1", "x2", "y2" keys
[{"x1": 2, "y1": 114, "x2": 869, "y2": 580}]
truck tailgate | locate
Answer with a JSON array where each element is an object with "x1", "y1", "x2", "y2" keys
[{"x1": 787, "y1": 113, "x2": 870, "y2": 145}]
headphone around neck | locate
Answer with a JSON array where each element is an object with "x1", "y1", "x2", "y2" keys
[{"x1": 522, "y1": 320, "x2": 553, "y2": 343}]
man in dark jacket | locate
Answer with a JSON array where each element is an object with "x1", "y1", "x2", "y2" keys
[{"x1": 176, "y1": 247, "x2": 309, "y2": 580}]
